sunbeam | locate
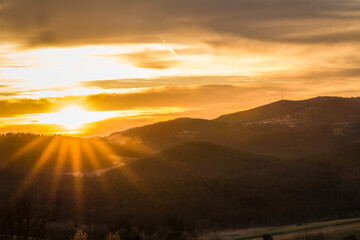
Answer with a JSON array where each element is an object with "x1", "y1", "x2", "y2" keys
[
  {"x1": 81, "y1": 141, "x2": 114, "y2": 202},
  {"x1": 48, "y1": 138, "x2": 70, "y2": 207},
  {"x1": 2, "y1": 136, "x2": 45, "y2": 169},
  {"x1": 69, "y1": 138, "x2": 84, "y2": 218},
  {"x1": 15, "y1": 137, "x2": 60, "y2": 199}
]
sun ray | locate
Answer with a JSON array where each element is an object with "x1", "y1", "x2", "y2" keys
[
  {"x1": 70, "y1": 138, "x2": 82, "y2": 173},
  {"x1": 1, "y1": 136, "x2": 45, "y2": 169},
  {"x1": 15, "y1": 137, "x2": 60, "y2": 199},
  {"x1": 89, "y1": 137, "x2": 159, "y2": 201},
  {"x1": 81, "y1": 141, "x2": 101, "y2": 170},
  {"x1": 91, "y1": 139, "x2": 115, "y2": 160},
  {"x1": 48, "y1": 138, "x2": 70, "y2": 207},
  {"x1": 90, "y1": 139, "x2": 159, "y2": 201},
  {"x1": 69, "y1": 138, "x2": 84, "y2": 218},
  {"x1": 81, "y1": 141, "x2": 113, "y2": 202}
]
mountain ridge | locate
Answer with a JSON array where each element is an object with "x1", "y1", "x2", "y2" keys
[
  {"x1": 214, "y1": 96, "x2": 339, "y2": 124},
  {"x1": 108, "y1": 96, "x2": 360, "y2": 158}
]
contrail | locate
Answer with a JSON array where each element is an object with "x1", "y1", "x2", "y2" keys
[{"x1": 161, "y1": 38, "x2": 177, "y2": 55}]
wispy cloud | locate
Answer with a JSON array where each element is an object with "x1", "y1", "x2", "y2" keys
[{"x1": 79, "y1": 75, "x2": 252, "y2": 89}]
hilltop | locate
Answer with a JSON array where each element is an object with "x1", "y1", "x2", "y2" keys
[{"x1": 109, "y1": 96, "x2": 360, "y2": 158}]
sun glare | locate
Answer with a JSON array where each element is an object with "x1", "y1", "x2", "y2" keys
[
  {"x1": 51, "y1": 106, "x2": 88, "y2": 130},
  {"x1": 41, "y1": 106, "x2": 115, "y2": 131}
]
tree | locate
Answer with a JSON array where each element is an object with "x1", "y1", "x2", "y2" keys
[
  {"x1": 0, "y1": 200, "x2": 46, "y2": 240},
  {"x1": 106, "y1": 232, "x2": 121, "y2": 240},
  {"x1": 71, "y1": 230, "x2": 88, "y2": 240}
]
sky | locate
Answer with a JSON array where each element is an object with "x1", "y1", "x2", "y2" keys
[{"x1": 1, "y1": 0, "x2": 360, "y2": 136}]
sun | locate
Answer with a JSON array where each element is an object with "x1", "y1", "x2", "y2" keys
[
  {"x1": 51, "y1": 106, "x2": 89, "y2": 130},
  {"x1": 41, "y1": 106, "x2": 116, "y2": 131}
]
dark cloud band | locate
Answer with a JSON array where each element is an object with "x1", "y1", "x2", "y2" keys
[{"x1": 1, "y1": 0, "x2": 360, "y2": 47}]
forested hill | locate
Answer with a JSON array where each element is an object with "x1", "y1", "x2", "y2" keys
[
  {"x1": 108, "y1": 97, "x2": 360, "y2": 158},
  {"x1": 92, "y1": 141, "x2": 359, "y2": 230},
  {"x1": 111, "y1": 141, "x2": 286, "y2": 181},
  {"x1": 304, "y1": 141, "x2": 360, "y2": 180},
  {"x1": 214, "y1": 96, "x2": 339, "y2": 124}
]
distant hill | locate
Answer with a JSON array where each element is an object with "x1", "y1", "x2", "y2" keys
[
  {"x1": 108, "y1": 97, "x2": 360, "y2": 158},
  {"x1": 108, "y1": 118, "x2": 213, "y2": 155},
  {"x1": 214, "y1": 96, "x2": 337, "y2": 124},
  {"x1": 215, "y1": 96, "x2": 360, "y2": 125}
]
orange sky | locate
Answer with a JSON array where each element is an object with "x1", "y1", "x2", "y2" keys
[{"x1": 1, "y1": 0, "x2": 360, "y2": 136}]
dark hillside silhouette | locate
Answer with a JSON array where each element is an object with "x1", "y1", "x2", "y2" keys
[
  {"x1": 214, "y1": 97, "x2": 338, "y2": 124},
  {"x1": 109, "y1": 97, "x2": 360, "y2": 158}
]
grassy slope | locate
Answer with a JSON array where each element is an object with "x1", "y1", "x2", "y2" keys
[{"x1": 197, "y1": 218, "x2": 360, "y2": 240}]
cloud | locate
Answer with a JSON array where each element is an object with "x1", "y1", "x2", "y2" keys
[
  {"x1": 83, "y1": 82, "x2": 356, "y2": 113},
  {"x1": 0, "y1": 84, "x2": 283, "y2": 117},
  {"x1": 80, "y1": 75, "x2": 252, "y2": 89},
  {"x1": 84, "y1": 85, "x2": 242, "y2": 110},
  {"x1": 0, "y1": 98, "x2": 54, "y2": 117},
  {"x1": 0, "y1": 92, "x2": 20, "y2": 97},
  {"x1": 117, "y1": 49, "x2": 179, "y2": 69},
  {"x1": 1, "y1": 0, "x2": 360, "y2": 48},
  {"x1": 0, "y1": 54, "x2": 26, "y2": 68},
  {"x1": 1, "y1": 79, "x2": 360, "y2": 118}
]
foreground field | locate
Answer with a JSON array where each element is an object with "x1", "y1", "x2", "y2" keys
[{"x1": 198, "y1": 218, "x2": 360, "y2": 240}]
